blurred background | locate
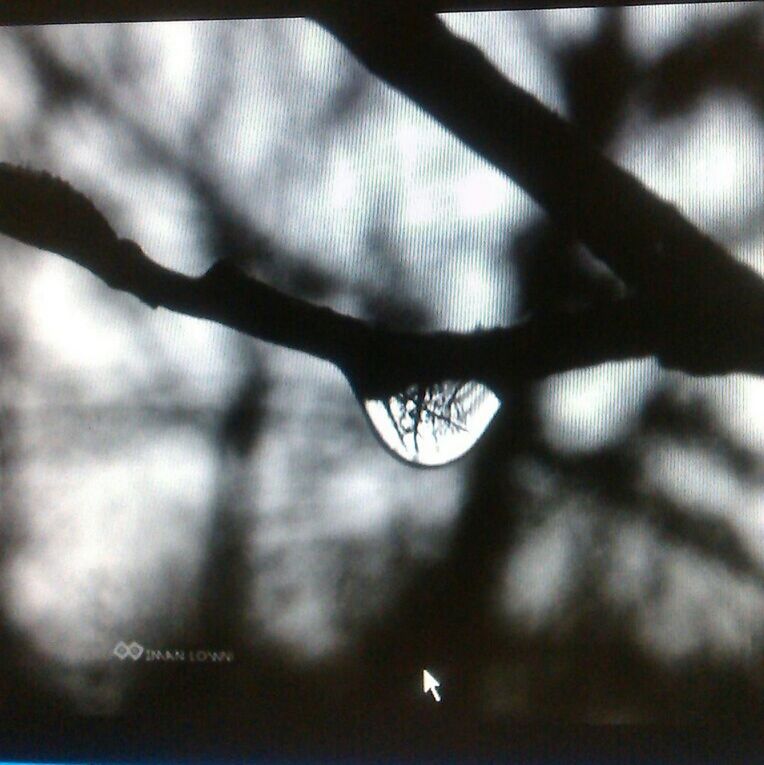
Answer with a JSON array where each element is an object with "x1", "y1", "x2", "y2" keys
[{"x1": 0, "y1": 2, "x2": 763, "y2": 738}]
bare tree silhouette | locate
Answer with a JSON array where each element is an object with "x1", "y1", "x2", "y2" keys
[{"x1": 0, "y1": 6, "x2": 763, "y2": 759}]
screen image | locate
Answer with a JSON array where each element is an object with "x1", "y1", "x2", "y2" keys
[{"x1": 0, "y1": 1, "x2": 763, "y2": 758}]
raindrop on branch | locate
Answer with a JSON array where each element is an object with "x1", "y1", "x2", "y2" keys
[{"x1": 362, "y1": 380, "x2": 501, "y2": 467}]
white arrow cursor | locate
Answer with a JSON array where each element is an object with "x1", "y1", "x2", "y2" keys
[{"x1": 423, "y1": 669, "x2": 441, "y2": 702}]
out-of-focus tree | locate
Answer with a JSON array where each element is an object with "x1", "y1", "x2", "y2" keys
[{"x1": 0, "y1": 6, "x2": 763, "y2": 742}]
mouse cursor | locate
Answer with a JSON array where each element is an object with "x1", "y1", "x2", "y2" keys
[{"x1": 423, "y1": 669, "x2": 441, "y2": 702}]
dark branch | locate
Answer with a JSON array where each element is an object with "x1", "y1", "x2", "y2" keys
[
  {"x1": 4, "y1": 5, "x2": 764, "y2": 393},
  {"x1": 0, "y1": 162, "x2": 660, "y2": 399},
  {"x1": 314, "y1": 6, "x2": 764, "y2": 376},
  {"x1": 5, "y1": 15, "x2": 764, "y2": 394}
]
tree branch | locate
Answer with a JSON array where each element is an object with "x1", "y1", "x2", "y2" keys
[
  {"x1": 0, "y1": 162, "x2": 658, "y2": 399},
  {"x1": 314, "y1": 5, "x2": 764, "y2": 376},
  {"x1": 5, "y1": 14, "x2": 764, "y2": 395}
]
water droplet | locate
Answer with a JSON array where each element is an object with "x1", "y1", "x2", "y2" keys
[{"x1": 362, "y1": 381, "x2": 501, "y2": 467}]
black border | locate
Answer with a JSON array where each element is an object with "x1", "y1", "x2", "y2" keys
[
  {"x1": 0, "y1": 0, "x2": 724, "y2": 25},
  {"x1": 1, "y1": 714, "x2": 761, "y2": 763}
]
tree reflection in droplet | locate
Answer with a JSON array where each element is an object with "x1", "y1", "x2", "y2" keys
[{"x1": 363, "y1": 381, "x2": 501, "y2": 467}]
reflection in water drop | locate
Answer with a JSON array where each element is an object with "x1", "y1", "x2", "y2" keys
[{"x1": 363, "y1": 381, "x2": 501, "y2": 467}]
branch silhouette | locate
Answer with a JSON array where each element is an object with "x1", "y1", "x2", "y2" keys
[
  {"x1": 2, "y1": 10, "x2": 764, "y2": 398},
  {"x1": 315, "y1": 5, "x2": 764, "y2": 376},
  {"x1": 0, "y1": 162, "x2": 657, "y2": 400}
]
